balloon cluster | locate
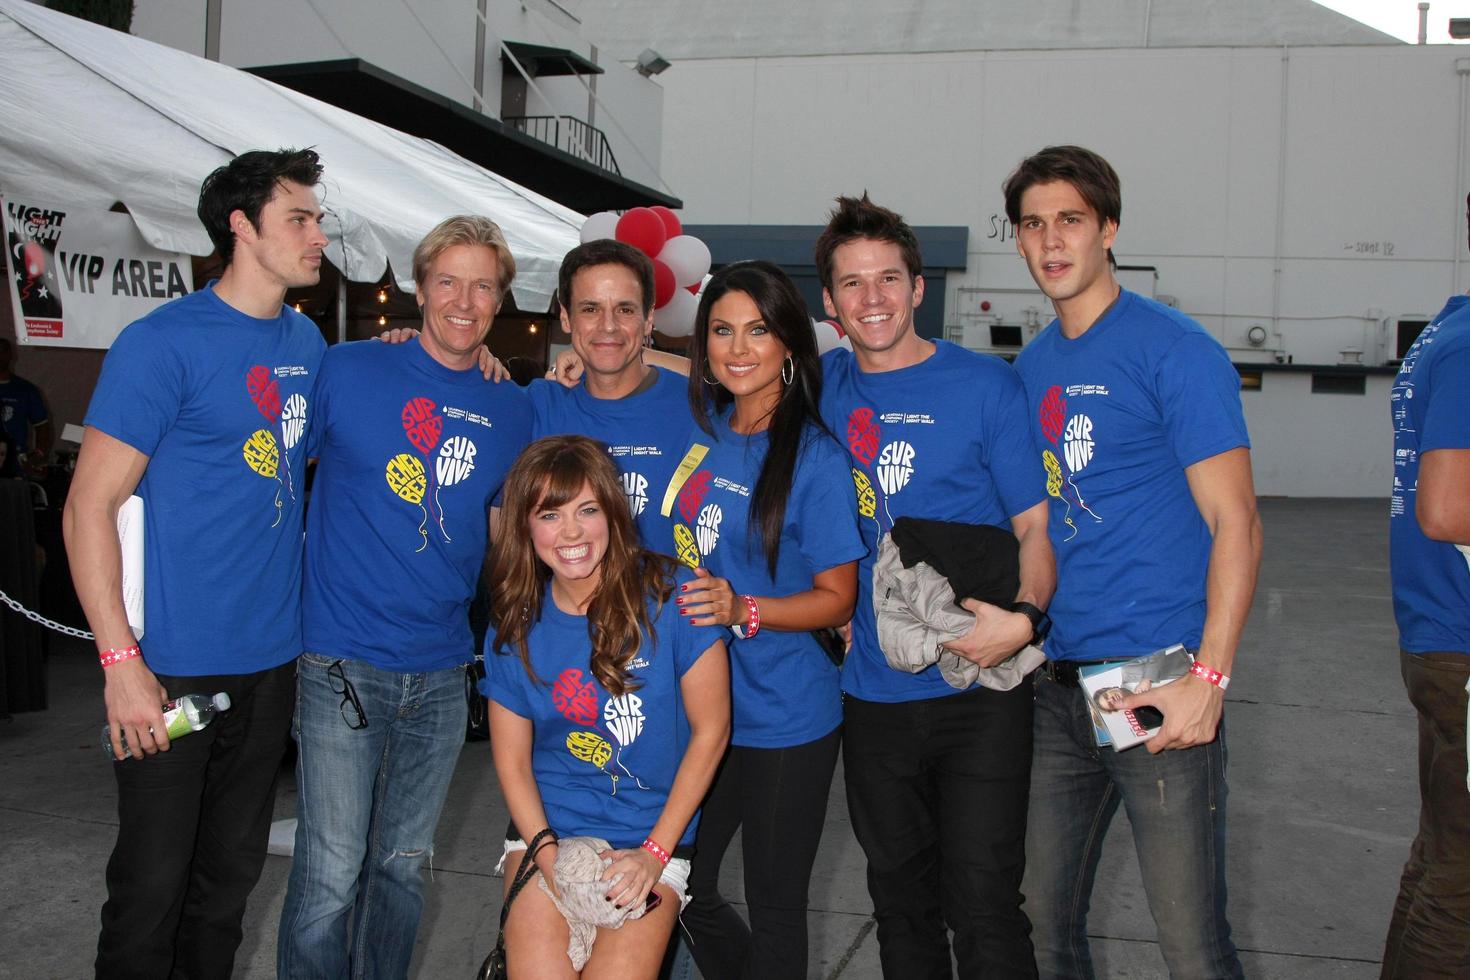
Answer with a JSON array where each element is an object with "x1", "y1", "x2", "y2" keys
[{"x1": 580, "y1": 206, "x2": 711, "y2": 337}]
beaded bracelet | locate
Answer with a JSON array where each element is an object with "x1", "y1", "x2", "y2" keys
[
  {"x1": 641, "y1": 838, "x2": 670, "y2": 867},
  {"x1": 99, "y1": 645, "x2": 141, "y2": 668}
]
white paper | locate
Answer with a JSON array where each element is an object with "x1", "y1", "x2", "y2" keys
[{"x1": 116, "y1": 494, "x2": 144, "y2": 640}]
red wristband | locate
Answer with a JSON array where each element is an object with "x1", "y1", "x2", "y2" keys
[
  {"x1": 1189, "y1": 661, "x2": 1230, "y2": 690},
  {"x1": 641, "y1": 838, "x2": 670, "y2": 866},
  {"x1": 739, "y1": 594, "x2": 760, "y2": 638},
  {"x1": 99, "y1": 646, "x2": 141, "y2": 668}
]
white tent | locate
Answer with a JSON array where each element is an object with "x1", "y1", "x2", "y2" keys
[{"x1": 0, "y1": 0, "x2": 582, "y2": 313}]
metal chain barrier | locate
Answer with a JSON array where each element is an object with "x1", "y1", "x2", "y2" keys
[{"x1": 0, "y1": 588, "x2": 94, "y2": 640}]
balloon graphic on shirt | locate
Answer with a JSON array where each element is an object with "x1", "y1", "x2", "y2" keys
[
  {"x1": 1039, "y1": 385, "x2": 1066, "y2": 445},
  {"x1": 603, "y1": 692, "x2": 645, "y2": 747},
  {"x1": 566, "y1": 730, "x2": 613, "y2": 769},
  {"x1": 280, "y1": 393, "x2": 307, "y2": 450},
  {"x1": 852, "y1": 468, "x2": 878, "y2": 521},
  {"x1": 246, "y1": 365, "x2": 282, "y2": 422},
  {"x1": 676, "y1": 470, "x2": 712, "y2": 524},
  {"x1": 846, "y1": 408, "x2": 880, "y2": 467},
  {"x1": 1042, "y1": 448, "x2": 1100, "y2": 541},
  {"x1": 243, "y1": 429, "x2": 285, "y2": 528},
  {"x1": 696, "y1": 502, "x2": 723, "y2": 556},
  {"x1": 436, "y1": 435, "x2": 477, "y2": 487},
  {"x1": 401, "y1": 397, "x2": 442, "y2": 454},
  {"x1": 1043, "y1": 450, "x2": 1064, "y2": 499},
  {"x1": 386, "y1": 453, "x2": 430, "y2": 552},
  {"x1": 1063, "y1": 414, "x2": 1095, "y2": 474},
  {"x1": 876, "y1": 440, "x2": 916, "y2": 496},
  {"x1": 673, "y1": 523, "x2": 701, "y2": 569},
  {"x1": 552, "y1": 668, "x2": 600, "y2": 726},
  {"x1": 621, "y1": 471, "x2": 649, "y2": 517}
]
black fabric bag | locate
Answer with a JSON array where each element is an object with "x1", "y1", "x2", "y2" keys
[{"x1": 476, "y1": 828, "x2": 557, "y2": 979}]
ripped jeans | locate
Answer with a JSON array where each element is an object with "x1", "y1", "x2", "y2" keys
[
  {"x1": 1022, "y1": 673, "x2": 1242, "y2": 980},
  {"x1": 278, "y1": 653, "x2": 468, "y2": 979}
]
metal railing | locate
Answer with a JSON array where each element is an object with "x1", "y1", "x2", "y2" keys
[{"x1": 503, "y1": 115, "x2": 621, "y2": 175}]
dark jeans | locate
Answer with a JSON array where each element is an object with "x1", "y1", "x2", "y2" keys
[
  {"x1": 843, "y1": 682, "x2": 1037, "y2": 980},
  {"x1": 683, "y1": 727, "x2": 842, "y2": 980},
  {"x1": 1023, "y1": 673, "x2": 1241, "y2": 980},
  {"x1": 95, "y1": 660, "x2": 296, "y2": 980},
  {"x1": 1382, "y1": 650, "x2": 1470, "y2": 979}
]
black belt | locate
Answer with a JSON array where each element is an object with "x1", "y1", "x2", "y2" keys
[{"x1": 1040, "y1": 659, "x2": 1123, "y2": 688}]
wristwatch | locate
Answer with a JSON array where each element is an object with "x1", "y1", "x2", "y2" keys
[{"x1": 1010, "y1": 601, "x2": 1052, "y2": 647}]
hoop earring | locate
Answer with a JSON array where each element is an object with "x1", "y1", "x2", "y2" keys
[
  {"x1": 781, "y1": 355, "x2": 794, "y2": 386},
  {"x1": 701, "y1": 366, "x2": 721, "y2": 386}
]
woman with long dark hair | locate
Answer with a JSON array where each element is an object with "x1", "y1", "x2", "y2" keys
[
  {"x1": 482, "y1": 435, "x2": 729, "y2": 978},
  {"x1": 671, "y1": 261, "x2": 865, "y2": 979}
]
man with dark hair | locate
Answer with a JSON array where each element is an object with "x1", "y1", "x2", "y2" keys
[
  {"x1": 1004, "y1": 144, "x2": 1260, "y2": 979},
  {"x1": 815, "y1": 193, "x2": 1054, "y2": 977},
  {"x1": 63, "y1": 148, "x2": 328, "y2": 978},
  {"x1": 536, "y1": 238, "x2": 690, "y2": 548},
  {"x1": 1380, "y1": 195, "x2": 1470, "y2": 980},
  {"x1": 277, "y1": 215, "x2": 532, "y2": 977},
  {"x1": 0, "y1": 336, "x2": 52, "y2": 465}
]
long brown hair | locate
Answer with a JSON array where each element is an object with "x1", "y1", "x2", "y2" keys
[{"x1": 488, "y1": 435, "x2": 676, "y2": 696}]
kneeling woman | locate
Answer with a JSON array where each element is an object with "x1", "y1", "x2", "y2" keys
[{"x1": 482, "y1": 435, "x2": 730, "y2": 978}]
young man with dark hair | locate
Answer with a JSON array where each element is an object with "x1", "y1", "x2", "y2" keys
[
  {"x1": 816, "y1": 193, "x2": 1054, "y2": 977},
  {"x1": 1004, "y1": 144, "x2": 1260, "y2": 979},
  {"x1": 1380, "y1": 194, "x2": 1470, "y2": 980},
  {"x1": 277, "y1": 215, "x2": 532, "y2": 977},
  {"x1": 63, "y1": 148, "x2": 328, "y2": 978}
]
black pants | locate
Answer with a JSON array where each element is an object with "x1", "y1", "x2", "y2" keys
[
  {"x1": 843, "y1": 682, "x2": 1037, "y2": 980},
  {"x1": 95, "y1": 660, "x2": 296, "y2": 980},
  {"x1": 683, "y1": 726, "x2": 842, "y2": 980}
]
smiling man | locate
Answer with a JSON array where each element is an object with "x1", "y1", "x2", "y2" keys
[
  {"x1": 1004, "y1": 145, "x2": 1261, "y2": 980},
  {"x1": 815, "y1": 194, "x2": 1055, "y2": 978},
  {"x1": 276, "y1": 216, "x2": 532, "y2": 978},
  {"x1": 64, "y1": 148, "x2": 328, "y2": 979}
]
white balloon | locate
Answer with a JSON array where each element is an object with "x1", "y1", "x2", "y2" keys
[
  {"x1": 656, "y1": 235, "x2": 712, "y2": 288},
  {"x1": 655, "y1": 288, "x2": 699, "y2": 337},
  {"x1": 812, "y1": 318, "x2": 852, "y2": 354},
  {"x1": 580, "y1": 210, "x2": 619, "y2": 243}
]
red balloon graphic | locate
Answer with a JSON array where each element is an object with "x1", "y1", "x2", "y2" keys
[
  {"x1": 649, "y1": 205, "x2": 682, "y2": 239},
  {"x1": 402, "y1": 397, "x2": 442, "y2": 455},
  {"x1": 615, "y1": 207, "x2": 668, "y2": 259},
  {"x1": 652, "y1": 259, "x2": 676, "y2": 309},
  {"x1": 1039, "y1": 385, "x2": 1066, "y2": 445},
  {"x1": 22, "y1": 241, "x2": 45, "y2": 277},
  {"x1": 552, "y1": 668, "x2": 600, "y2": 726},
  {"x1": 847, "y1": 408, "x2": 880, "y2": 467},
  {"x1": 246, "y1": 365, "x2": 282, "y2": 422},
  {"x1": 677, "y1": 470, "x2": 712, "y2": 524}
]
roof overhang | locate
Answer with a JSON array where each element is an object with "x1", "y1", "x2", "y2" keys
[{"x1": 502, "y1": 41, "x2": 603, "y2": 77}]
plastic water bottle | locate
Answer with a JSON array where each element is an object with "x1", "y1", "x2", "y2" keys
[{"x1": 101, "y1": 692, "x2": 232, "y2": 760}]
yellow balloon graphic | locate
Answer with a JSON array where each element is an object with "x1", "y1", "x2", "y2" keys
[
  {"x1": 852, "y1": 468, "x2": 877, "y2": 519},
  {"x1": 243, "y1": 429, "x2": 279, "y2": 478},
  {"x1": 566, "y1": 730, "x2": 613, "y2": 769},
  {"x1": 673, "y1": 523, "x2": 701, "y2": 569},
  {"x1": 1043, "y1": 450, "x2": 1063, "y2": 498},
  {"x1": 385, "y1": 453, "x2": 427, "y2": 506}
]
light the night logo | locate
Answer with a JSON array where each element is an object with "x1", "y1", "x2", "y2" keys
[{"x1": 622, "y1": 471, "x2": 649, "y2": 516}]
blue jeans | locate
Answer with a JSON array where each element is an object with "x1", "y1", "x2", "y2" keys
[
  {"x1": 1023, "y1": 674, "x2": 1242, "y2": 979},
  {"x1": 277, "y1": 653, "x2": 468, "y2": 980}
]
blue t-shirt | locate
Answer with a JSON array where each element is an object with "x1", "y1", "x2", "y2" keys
[
  {"x1": 1389, "y1": 294, "x2": 1470, "y2": 654},
  {"x1": 1014, "y1": 289, "x2": 1249, "y2": 662},
  {"x1": 0, "y1": 374, "x2": 48, "y2": 452},
  {"x1": 481, "y1": 571, "x2": 724, "y2": 849},
  {"x1": 527, "y1": 367, "x2": 692, "y2": 551},
  {"x1": 820, "y1": 341, "x2": 1045, "y2": 702},
  {"x1": 303, "y1": 338, "x2": 532, "y2": 671},
  {"x1": 84, "y1": 285, "x2": 324, "y2": 675},
  {"x1": 664, "y1": 412, "x2": 865, "y2": 747}
]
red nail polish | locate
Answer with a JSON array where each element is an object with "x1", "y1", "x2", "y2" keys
[
  {"x1": 680, "y1": 583, "x2": 688, "y2": 592},
  {"x1": 675, "y1": 596, "x2": 685, "y2": 605},
  {"x1": 680, "y1": 608, "x2": 689, "y2": 616}
]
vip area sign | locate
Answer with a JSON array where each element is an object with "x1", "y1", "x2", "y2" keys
[{"x1": 4, "y1": 197, "x2": 193, "y2": 349}]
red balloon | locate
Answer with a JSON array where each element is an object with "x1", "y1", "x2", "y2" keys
[
  {"x1": 552, "y1": 668, "x2": 600, "y2": 726},
  {"x1": 649, "y1": 205, "x2": 682, "y2": 240},
  {"x1": 846, "y1": 408, "x2": 881, "y2": 467},
  {"x1": 615, "y1": 208, "x2": 667, "y2": 258},
  {"x1": 246, "y1": 365, "x2": 282, "y2": 422},
  {"x1": 677, "y1": 470, "x2": 712, "y2": 524},
  {"x1": 1039, "y1": 385, "x2": 1067, "y2": 446},
  {"x1": 402, "y1": 397, "x2": 443, "y2": 454},
  {"x1": 652, "y1": 259, "x2": 676, "y2": 309}
]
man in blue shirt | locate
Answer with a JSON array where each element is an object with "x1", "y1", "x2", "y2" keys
[
  {"x1": 1381, "y1": 196, "x2": 1470, "y2": 980},
  {"x1": 0, "y1": 337, "x2": 52, "y2": 465},
  {"x1": 1006, "y1": 145, "x2": 1261, "y2": 979},
  {"x1": 277, "y1": 216, "x2": 533, "y2": 978},
  {"x1": 64, "y1": 148, "x2": 329, "y2": 979}
]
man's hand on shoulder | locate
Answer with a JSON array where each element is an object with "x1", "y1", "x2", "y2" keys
[
  {"x1": 942, "y1": 598, "x2": 1032, "y2": 669},
  {"x1": 549, "y1": 349, "x2": 585, "y2": 388},
  {"x1": 1121, "y1": 673, "x2": 1224, "y2": 754}
]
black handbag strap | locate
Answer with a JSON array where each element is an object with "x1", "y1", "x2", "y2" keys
[{"x1": 499, "y1": 828, "x2": 557, "y2": 927}]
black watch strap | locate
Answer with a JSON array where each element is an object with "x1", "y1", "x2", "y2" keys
[{"x1": 1010, "y1": 601, "x2": 1051, "y2": 646}]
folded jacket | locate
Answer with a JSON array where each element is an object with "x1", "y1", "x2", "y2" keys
[{"x1": 535, "y1": 836, "x2": 650, "y2": 969}]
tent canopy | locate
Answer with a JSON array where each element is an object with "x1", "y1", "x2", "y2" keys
[{"x1": 0, "y1": 0, "x2": 583, "y2": 312}]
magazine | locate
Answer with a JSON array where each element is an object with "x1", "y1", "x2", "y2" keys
[
  {"x1": 117, "y1": 494, "x2": 144, "y2": 640},
  {"x1": 1078, "y1": 644, "x2": 1191, "y2": 752}
]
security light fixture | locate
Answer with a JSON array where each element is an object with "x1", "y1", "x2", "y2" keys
[
  {"x1": 1451, "y1": 18, "x2": 1470, "y2": 38},
  {"x1": 635, "y1": 48, "x2": 670, "y2": 77}
]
